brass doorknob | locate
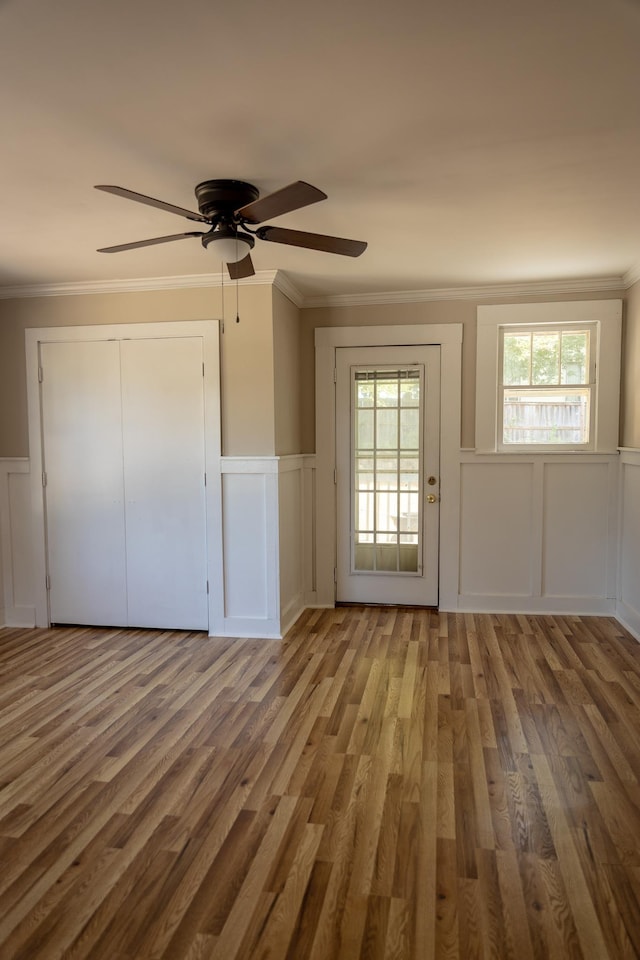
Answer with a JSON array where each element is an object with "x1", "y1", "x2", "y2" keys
[{"x1": 426, "y1": 494, "x2": 438, "y2": 503}]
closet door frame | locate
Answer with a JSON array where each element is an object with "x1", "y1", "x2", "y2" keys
[{"x1": 26, "y1": 320, "x2": 224, "y2": 635}]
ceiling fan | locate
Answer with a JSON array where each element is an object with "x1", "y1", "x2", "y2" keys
[{"x1": 95, "y1": 179, "x2": 367, "y2": 278}]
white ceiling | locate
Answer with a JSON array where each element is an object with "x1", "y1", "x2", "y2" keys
[{"x1": 1, "y1": 0, "x2": 640, "y2": 300}]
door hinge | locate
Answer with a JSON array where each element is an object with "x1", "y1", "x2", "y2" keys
[
  {"x1": 204, "y1": 472, "x2": 207, "y2": 486},
  {"x1": 333, "y1": 367, "x2": 337, "y2": 383},
  {"x1": 206, "y1": 580, "x2": 210, "y2": 594},
  {"x1": 202, "y1": 362, "x2": 205, "y2": 377},
  {"x1": 42, "y1": 471, "x2": 47, "y2": 487},
  {"x1": 38, "y1": 366, "x2": 44, "y2": 383},
  {"x1": 333, "y1": 468, "x2": 337, "y2": 484},
  {"x1": 45, "y1": 574, "x2": 51, "y2": 591},
  {"x1": 333, "y1": 567, "x2": 337, "y2": 584}
]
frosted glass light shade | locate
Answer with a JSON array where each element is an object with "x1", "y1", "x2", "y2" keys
[
  {"x1": 209, "y1": 234, "x2": 253, "y2": 263},
  {"x1": 202, "y1": 225, "x2": 255, "y2": 263}
]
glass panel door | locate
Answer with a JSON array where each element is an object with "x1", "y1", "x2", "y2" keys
[
  {"x1": 352, "y1": 367, "x2": 422, "y2": 575},
  {"x1": 336, "y1": 345, "x2": 440, "y2": 606}
]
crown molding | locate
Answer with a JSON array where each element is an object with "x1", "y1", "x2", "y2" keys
[
  {"x1": 0, "y1": 269, "x2": 283, "y2": 300},
  {"x1": 302, "y1": 276, "x2": 626, "y2": 309},
  {"x1": 272, "y1": 270, "x2": 304, "y2": 308},
  {"x1": 0, "y1": 270, "x2": 632, "y2": 306},
  {"x1": 623, "y1": 262, "x2": 640, "y2": 289}
]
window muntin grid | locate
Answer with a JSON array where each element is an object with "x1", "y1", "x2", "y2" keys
[
  {"x1": 352, "y1": 366, "x2": 423, "y2": 574},
  {"x1": 499, "y1": 324, "x2": 595, "y2": 447}
]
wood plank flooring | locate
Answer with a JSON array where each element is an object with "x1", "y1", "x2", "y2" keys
[{"x1": 1, "y1": 608, "x2": 640, "y2": 959}]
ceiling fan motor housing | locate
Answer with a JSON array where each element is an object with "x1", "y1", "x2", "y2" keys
[{"x1": 194, "y1": 179, "x2": 259, "y2": 220}]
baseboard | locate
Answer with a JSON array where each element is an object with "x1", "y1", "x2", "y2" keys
[
  {"x1": 455, "y1": 595, "x2": 617, "y2": 616},
  {"x1": 1, "y1": 604, "x2": 36, "y2": 628},
  {"x1": 213, "y1": 616, "x2": 283, "y2": 640},
  {"x1": 280, "y1": 594, "x2": 305, "y2": 638},
  {"x1": 616, "y1": 599, "x2": 640, "y2": 642}
]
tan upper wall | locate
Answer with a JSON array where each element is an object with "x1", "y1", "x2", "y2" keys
[
  {"x1": 0, "y1": 284, "x2": 276, "y2": 457},
  {"x1": 621, "y1": 278, "x2": 640, "y2": 448},
  {"x1": 0, "y1": 280, "x2": 632, "y2": 458},
  {"x1": 299, "y1": 289, "x2": 626, "y2": 452},
  {"x1": 272, "y1": 287, "x2": 302, "y2": 456}
]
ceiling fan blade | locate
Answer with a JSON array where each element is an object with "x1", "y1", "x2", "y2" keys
[
  {"x1": 227, "y1": 253, "x2": 255, "y2": 280},
  {"x1": 256, "y1": 225, "x2": 367, "y2": 257},
  {"x1": 95, "y1": 185, "x2": 210, "y2": 223},
  {"x1": 236, "y1": 181, "x2": 327, "y2": 224},
  {"x1": 97, "y1": 232, "x2": 205, "y2": 253}
]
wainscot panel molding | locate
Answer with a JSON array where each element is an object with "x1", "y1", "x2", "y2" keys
[
  {"x1": 457, "y1": 452, "x2": 619, "y2": 615},
  {"x1": 0, "y1": 459, "x2": 35, "y2": 627},
  {"x1": 0, "y1": 453, "x2": 312, "y2": 639},
  {"x1": 219, "y1": 456, "x2": 313, "y2": 639},
  {"x1": 277, "y1": 456, "x2": 313, "y2": 636},
  {"x1": 617, "y1": 448, "x2": 640, "y2": 641}
]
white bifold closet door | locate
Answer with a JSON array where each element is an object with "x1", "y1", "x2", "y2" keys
[{"x1": 41, "y1": 336, "x2": 208, "y2": 630}]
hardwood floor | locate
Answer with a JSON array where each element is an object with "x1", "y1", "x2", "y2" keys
[{"x1": 1, "y1": 608, "x2": 640, "y2": 959}]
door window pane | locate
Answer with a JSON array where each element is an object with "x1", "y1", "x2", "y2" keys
[{"x1": 352, "y1": 368, "x2": 422, "y2": 574}]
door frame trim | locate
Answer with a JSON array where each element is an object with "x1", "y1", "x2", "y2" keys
[
  {"x1": 315, "y1": 323, "x2": 463, "y2": 610},
  {"x1": 26, "y1": 321, "x2": 224, "y2": 634}
]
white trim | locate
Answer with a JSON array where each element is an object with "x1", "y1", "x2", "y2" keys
[
  {"x1": 618, "y1": 447, "x2": 640, "y2": 461},
  {"x1": 219, "y1": 457, "x2": 281, "y2": 639},
  {"x1": 315, "y1": 323, "x2": 462, "y2": 612},
  {"x1": 0, "y1": 458, "x2": 34, "y2": 627},
  {"x1": 616, "y1": 448, "x2": 640, "y2": 642},
  {"x1": 458, "y1": 451, "x2": 619, "y2": 616},
  {"x1": 623, "y1": 263, "x2": 640, "y2": 290},
  {"x1": 476, "y1": 300, "x2": 622, "y2": 455},
  {"x1": 1, "y1": 270, "x2": 281, "y2": 300},
  {"x1": 1, "y1": 271, "x2": 627, "y2": 306},
  {"x1": 304, "y1": 276, "x2": 625, "y2": 308},
  {"x1": 272, "y1": 272, "x2": 305, "y2": 308},
  {"x1": 25, "y1": 321, "x2": 225, "y2": 636},
  {"x1": 616, "y1": 603, "x2": 640, "y2": 643},
  {"x1": 220, "y1": 457, "x2": 281, "y2": 474},
  {"x1": 455, "y1": 596, "x2": 617, "y2": 616}
]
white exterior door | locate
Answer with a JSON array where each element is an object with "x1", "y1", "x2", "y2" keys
[
  {"x1": 40, "y1": 335, "x2": 208, "y2": 629},
  {"x1": 336, "y1": 345, "x2": 440, "y2": 605}
]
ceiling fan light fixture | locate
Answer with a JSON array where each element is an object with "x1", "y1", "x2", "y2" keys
[{"x1": 201, "y1": 225, "x2": 254, "y2": 263}]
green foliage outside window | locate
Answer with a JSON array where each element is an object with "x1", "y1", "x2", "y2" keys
[{"x1": 503, "y1": 329, "x2": 589, "y2": 387}]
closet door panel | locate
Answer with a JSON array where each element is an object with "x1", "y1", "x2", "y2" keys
[
  {"x1": 41, "y1": 340, "x2": 128, "y2": 625},
  {"x1": 121, "y1": 337, "x2": 208, "y2": 629}
]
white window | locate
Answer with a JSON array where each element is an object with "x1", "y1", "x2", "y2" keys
[
  {"x1": 499, "y1": 323, "x2": 596, "y2": 449},
  {"x1": 476, "y1": 300, "x2": 622, "y2": 454}
]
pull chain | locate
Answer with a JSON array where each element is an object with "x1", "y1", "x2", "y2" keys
[
  {"x1": 235, "y1": 236, "x2": 240, "y2": 323},
  {"x1": 220, "y1": 261, "x2": 225, "y2": 333}
]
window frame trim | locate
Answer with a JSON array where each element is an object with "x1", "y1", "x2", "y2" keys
[{"x1": 476, "y1": 300, "x2": 622, "y2": 454}]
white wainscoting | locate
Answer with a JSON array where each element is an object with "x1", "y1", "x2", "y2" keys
[
  {"x1": 617, "y1": 449, "x2": 640, "y2": 640},
  {"x1": 278, "y1": 456, "x2": 316, "y2": 635},
  {"x1": 3, "y1": 451, "x2": 633, "y2": 635},
  {"x1": 457, "y1": 453, "x2": 619, "y2": 615},
  {"x1": 0, "y1": 454, "x2": 314, "y2": 639},
  {"x1": 0, "y1": 459, "x2": 35, "y2": 627},
  {"x1": 219, "y1": 456, "x2": 313, "y2": 639}
]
